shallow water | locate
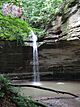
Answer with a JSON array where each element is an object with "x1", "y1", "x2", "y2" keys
[{"x1": 13, "y1": 81, "x2": 80, "y2": 98}]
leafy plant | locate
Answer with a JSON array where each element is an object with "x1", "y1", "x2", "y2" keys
[
  {"x1": 0, "y1": 0, "x2": 64, "y2": 41},
  {"x1": 0, "y1": 12, "x2": 31, "y2": 42},
  {"x1": 0, "y1": 75, "x2": 47, "y2": 107},
  {"x1": 22, "y1": 0, "x2": 63, "y2": 29},
  {"x1": 0, "y1": 74, "x2": 11, "y2": 90},
  {"x1": 13, "y1": 95, "x2": 37, "y2": 107},
  {"x1": 0, "y1": 74, "x2": 21, "y2": 97},
  {"x1": 0, "y1": 0, "x2": 21, "y2": 6},
  {"x1": 0, "y1": 0, "x2": 32, "y2": 43}
]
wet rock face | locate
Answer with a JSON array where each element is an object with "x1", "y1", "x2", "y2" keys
[
  {"x1": 38, "y1": 40, "x2": 80, "y2": 80},
  {"x1": 0, "y1": 40, "x2": 32, "y2": 74},
  {"x1": 0, "y1": 0, "x2": 80, "y2": 81},
  {"x1": 41, "y1": 0, "x2": 80, "y2": 80},
  {"x1": 0, "y1": 40, "x2": 80, "y2": 80}
]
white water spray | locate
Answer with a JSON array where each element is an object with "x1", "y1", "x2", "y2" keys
[{"x1": 30, "y1": 31, "x2": 41, "y2": 85}]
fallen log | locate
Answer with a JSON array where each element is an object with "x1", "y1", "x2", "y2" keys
[{"x1": 11, "y1": 84, "x2": 78, "y2": 97}]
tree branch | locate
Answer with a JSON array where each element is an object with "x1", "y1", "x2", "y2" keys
[{"x1": 11, "y1": 84, "x2": 78, "y2": 97}]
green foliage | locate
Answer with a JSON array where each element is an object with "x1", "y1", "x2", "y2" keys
[
  {"x1": 0, "y1": 12, "x2": 31, "y2": 42},
  {"x1": 0, "y1": 0, "x2": 64, "y2": 40},
  {"x1": 13, "y1": 96, "x2": 38, "y2": 107},
  {"x1": 0, "y1": 0, "x2": 32, "y2": 42},
  {"x1": 0, "y1": 91, "x2": 5, "y2": 97},
  {"x1": 0, "y1": 0, "x2": 9, "y2": 6},
  {"x1": 33, "y1": 28, "x2": 46, "y2": 38},
  {"x1": 22, "y1": 0, "x2": 63, "y2": 29},
  {"x1": 0, "y1": 74, "x2": 21, "y2": 97},
  {"x1": 0, "y1": 0, "x2": 21, "y2": 6},
  {"x1": 0, "y1": 74, "x2": 11, "y2": 89},
  {"x1": 0, "y1": 75, "x2": 47, "y2": 107}
]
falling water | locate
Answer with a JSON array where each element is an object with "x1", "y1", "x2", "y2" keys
[{"x1": 31, "y1": 31, "x2": 40, "y2": 85}]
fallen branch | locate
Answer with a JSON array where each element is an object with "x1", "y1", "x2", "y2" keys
[{"x1": 11, "y1": 84, "x2": 78, "y2": 97}]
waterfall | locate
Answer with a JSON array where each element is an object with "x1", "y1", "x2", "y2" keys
[{"x1": 31, "y1": 31, "x2": 41, "y2": 85}]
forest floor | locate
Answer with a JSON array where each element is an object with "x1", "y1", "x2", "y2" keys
[
  {"x1": 34, "y1": 96, "x2": 80, "y2": 107},
  {"x1": 0, "y1": 95, "x2": 17, "y2": 107}
]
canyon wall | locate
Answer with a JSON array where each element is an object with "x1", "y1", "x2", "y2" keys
[{"x1": 0, "y1": 0, "x2": 80, "y2": 80}]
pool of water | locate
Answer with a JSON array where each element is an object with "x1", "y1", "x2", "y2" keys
[{"x1": 13, "y1": 81, "x2": 80, "y2": 98}]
